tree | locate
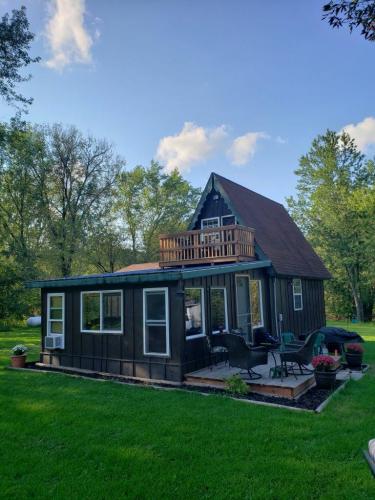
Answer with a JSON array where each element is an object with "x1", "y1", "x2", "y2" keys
[
  {"x1": 287, "y1": 130, "x2": 375, "y2": 321},
  {"x1": 0, "y1": 6, "x2": 40, "y2": 109},
  {"x1": 0, "y1": 119, "x2": 43, "y2": 275},
  {"x1": 33, "y1": 124, "x2": 125, "y2": 276},
  {"x1": 117, "y1": 162, "x2": 201, "y2": 261},
  {"x1": 323, "y1": 1, "x2": 375, "y2": 41}
]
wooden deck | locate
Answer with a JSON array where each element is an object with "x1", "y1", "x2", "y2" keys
[
  {"x1": 159, "y1": 224, "x2": 255, "y2": 268},
  {"x1": 185, "y1": 361, "x2": 316, "y2": 399}
]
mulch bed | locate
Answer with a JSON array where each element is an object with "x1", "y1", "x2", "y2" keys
[
  {"x1": 18, "y1": 361, "x2": 347, "y2": 412},
  {"x1": 184, "y1": 381, "x2": 345, "y2": 411}
]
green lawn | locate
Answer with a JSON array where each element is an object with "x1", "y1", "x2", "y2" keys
[{"x1": 0, "y1": 322, "x2": 374, "y2": 499}]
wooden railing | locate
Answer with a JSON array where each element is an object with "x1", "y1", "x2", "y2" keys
[{"x1": 159, "y1": 225, "x2": 255, "y2": 268}]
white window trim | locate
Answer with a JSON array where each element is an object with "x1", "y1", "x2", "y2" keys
[
  {"x1": 250, "y1": 279, "x2": 264, "y2": 328},
  {"x1": 293, "y1": 279, "x2": 303, "y2": 311},
  {"x1": 201, "y1": 217, "x2": 220, "y2": 229},
  {"x1": 221, "y1": 214, "x2": 236, "y2": 225},
  {"x1": 81, "y1": 290, "x2": 123, "y2": 334},
  {"x1": 143, "y1": 287, "x2": 170, "y2": 357},
  {"x1": 211, "y1": 287, "x2": 229, "y2": 334},
  {"x1": 47, "y1": 292, "x2": 65, "y2": 339},
  {"x1": 185, "y1": 287, "x2": 206, "y2": 340},
  {"x1": 235, "y1": 275, "x2": 264, "y2": 331}
]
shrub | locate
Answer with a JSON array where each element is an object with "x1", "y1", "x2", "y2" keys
[
  {"x1": 11, "y1": 345, "x2": 28, "y2": 356},
  {"x1": 312, "y1": 355, "x2": 335, "y2": 372},
  {"x1": 346, "y1": 343, "x2": 364, "y2": 354},
  {"x1": 225, "y1": 374, "x2": 248, "y2": 395}
]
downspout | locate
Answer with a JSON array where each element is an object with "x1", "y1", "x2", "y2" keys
[{"x1": 273, "y1": 276, "x2": 279, "y2": 338}]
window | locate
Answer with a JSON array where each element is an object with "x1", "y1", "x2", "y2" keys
[
  {"x1": 249, "y1": 280, "x2": 264, "y2": 328},
  {"x1": 143, "y1": 288, "x2": 170, "y2": 356},
  {"x1": 81, "y1": 290, "x2": 123, "y2": 333},
  {"x1": 185, "y1": 288, "x2": 205, "y2": 339},
  {"x1": 201, "y1": 217, "x2": 220, "y2": 229},
  {"x1": 47, "y1": 293, "x2": 65, "y2": 337},
  {"x1": 210, "y1": 287, "x2": 228, "y2": 333},
  {"x1": 293, "y1": 279, "x2": 303, "y2": 311},
  {"x1": 221, "y1": 214, "x2": 236, "y2": 226}
]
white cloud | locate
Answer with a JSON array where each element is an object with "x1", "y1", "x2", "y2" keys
[
  {"x1": 227, "y1": 132, "x2": 268, "y2": 166},
  {"x1": 341, "y1": 116, "x2": 375, "y2": 151},
  {"x1": 156, "y1": 122, "x2": 227, "y2": 173},
  {"x1": 276, "y1": 135, "x2": 287, "y2": 144},
  {"x1": 45, "y1": 0, "x2": 93, "y2": 71}
]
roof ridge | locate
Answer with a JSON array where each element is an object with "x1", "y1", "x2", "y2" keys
[{"x1": 213, "y1": 172, "x2": 285, "y2": 208}]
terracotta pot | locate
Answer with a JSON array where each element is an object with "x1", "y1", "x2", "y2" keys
[
  {"x1": 11, "y1": 355, "x2": 26, "y2": 368},
  {"x1": 345, "y1": 352, "x2": 363, "y2": 368},
  {"x1": 314, "y1": 370, "x2": 336, "y2": 389}
]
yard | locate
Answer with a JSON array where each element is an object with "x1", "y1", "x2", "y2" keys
[{"x1": 0, "y1": 321, "x2": 374, "y2": 499}]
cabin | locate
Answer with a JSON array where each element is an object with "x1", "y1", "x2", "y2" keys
[{"x1": 27, "y1": 173, "x2": 331, "y2": 383}]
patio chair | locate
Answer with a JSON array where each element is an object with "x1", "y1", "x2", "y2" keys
[
  {"x1": 281, "y1": 332, "x2": 304, "y2": 349},
  {"x1": 313, "y1": 332, "x2": 325, "y2": 356},
  {"x1": 279, "y1": 331, "x2": 319, "y2": 378},
  {"x1": 223, "y1": 333, "x2": 268, "y2": 380},
  {"x1": 207, "y1": 334, "x2": 228, "y2": 369},
  {"x1": 363, "y1": 439, "x2": 375, "y2": 477}
]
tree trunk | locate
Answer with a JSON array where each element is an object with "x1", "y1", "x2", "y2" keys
[{"x1": 352, "y1": 291, "x2": 364, "y2": 322}]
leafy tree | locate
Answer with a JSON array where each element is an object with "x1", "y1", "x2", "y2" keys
[
  {"x1": 32, "y1": 124, "x2": 125, "y2": 276},
  {"x1": 0, "y1": 6, "x2": 40, "y2": 109},
  {"x1": 0, "y1": 120, "x2": 43, "y2": 275},
  {"x1": 287, "y1": 130, "x2": 375, "y2": 321},
  {"x1": 117, "y1": 162, "x2": 201, "y2": 261},
  {"x1": 323, "y1": 1, "x2": 375, "y2": 41}
]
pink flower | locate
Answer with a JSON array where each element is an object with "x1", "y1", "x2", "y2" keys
[
  {"x1": 312, "y1": 355, "x2": 335, "y2": 371},
  {"x1": 346, "y1": 343, "x2": 364, "y2": 354}
]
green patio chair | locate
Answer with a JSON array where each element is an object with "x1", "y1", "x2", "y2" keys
[
  {"x1": 313, "y1": 332, "x2": 325, "y2": 356},
  {"x1": 281, "y1": 332, "x2": 304, "y2": 350}
]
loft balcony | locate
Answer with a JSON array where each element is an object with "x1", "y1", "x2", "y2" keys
[{"x1": 159, "y1": 224, "x2": 255, "y2": 268}]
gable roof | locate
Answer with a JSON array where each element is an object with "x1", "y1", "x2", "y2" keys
[{"x1": 190, "y1": 173, "x2": 331, "y2": 279}]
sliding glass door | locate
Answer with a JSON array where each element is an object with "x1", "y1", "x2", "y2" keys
[{"x1": 235, "y1": 275, "x2": 264, "y2": 342}]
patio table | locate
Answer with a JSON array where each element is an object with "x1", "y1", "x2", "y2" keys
[{"x1": 268, "y1": 347, "x2": 289, "y2": 379}]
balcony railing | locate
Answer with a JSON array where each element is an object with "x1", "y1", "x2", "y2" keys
[{"x1": 159, "y1": 224, "x2": 255, "y2": 268}]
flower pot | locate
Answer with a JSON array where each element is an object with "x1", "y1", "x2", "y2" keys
[
  {"x1": 345, "y1": 352, "x2": 363, "y2": 368},
  {"x1": 314, "y1": 370, "x2": 336, "y2": 389},
  {"x1": 11, "y1": 355, "x2": 26, "y2": 368}
]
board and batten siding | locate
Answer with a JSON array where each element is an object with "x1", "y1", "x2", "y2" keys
[
  {"x1": 270, "y1": 277, "x2": 326, "y2": 337},
  {"x1": 40, "y1": 281, "x2": 185, "y2": 382}
]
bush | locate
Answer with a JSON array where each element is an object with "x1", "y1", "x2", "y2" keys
[{"x1": 225, "y1": 374, "x2": 248, "y2": 395}]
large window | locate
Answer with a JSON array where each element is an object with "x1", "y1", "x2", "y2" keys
[
  {"x1": 81, "y1": 290, "x2": 123, "y2": 333},
  {"x1": 293, "y1": 279, "x2": 303, "y2": 311},
  {"x1": 143, "y1": 288, "x2": 170, "y2": 356},
  {"x1": 210, "y1": 287, "x2": 228, "y2": 333},
  {"x1": 249, "y1": 280, "x2": 264, "y2": 328},
  {"x1": 185, "y1": 288, "x2": 205, "y2": 339},
  {"x1": 47, "y1": 293, "x2": 65, "y2": 336}
]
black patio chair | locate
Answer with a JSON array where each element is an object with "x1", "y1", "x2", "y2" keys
[
  {"x1": 223, "y1": 333, "x2": 268, "y2": 380},
  {"x1": 279, "y1": 331, "x2": 319, "y2": 378},
  {"x1": 207, "y1": 334, "x2": 228, "y2": 369}
]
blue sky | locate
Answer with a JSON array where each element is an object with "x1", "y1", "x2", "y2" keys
[{"x1": 1, "y1": 0, "x2": 374, "y2": 203}]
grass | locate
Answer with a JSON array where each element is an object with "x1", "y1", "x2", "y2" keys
[{"x1": 0, "y1": 322, "x2": 374, "y2": 499}]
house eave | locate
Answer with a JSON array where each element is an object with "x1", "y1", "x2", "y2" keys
[{"x1": 25, "y1": 260, "x2": 272, "y2": 289}]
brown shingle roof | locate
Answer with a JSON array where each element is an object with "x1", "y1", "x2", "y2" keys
[
  {"x1": 117, "y1": 262, "x2": 160, "y2": 273},
  {"x1": 213, "y1": 173, "x2": 331, "y2": 279}
]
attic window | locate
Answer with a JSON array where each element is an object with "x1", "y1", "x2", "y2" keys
[{"x1": 293, "y1": 279, "x2": 303, "y2": 311}]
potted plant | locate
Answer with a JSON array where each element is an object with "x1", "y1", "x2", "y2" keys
[
  {"x1": 312, "y1": 355, "x2": 337, "y2": 389},
  {"x1": 10, "y1": 345, "x2": 28, "y2": 368},
  {"x1": 345, "y1": 343, "x2": 364, "y2": 368}
]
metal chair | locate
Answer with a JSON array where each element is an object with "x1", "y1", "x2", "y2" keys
[
  {"x1": 279, "y1": 331, "x2": 319, "y2": 378},
  {"x1": 222, "y1": 333, "x2": 268, "y2": 380},
  {"x1": 207, "y1": 334, "x2": 228, "y2": 369}
]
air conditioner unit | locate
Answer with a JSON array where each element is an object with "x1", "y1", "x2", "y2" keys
[{"x1": 45, "y1": 335, "x2": 64, "y2": 350}]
